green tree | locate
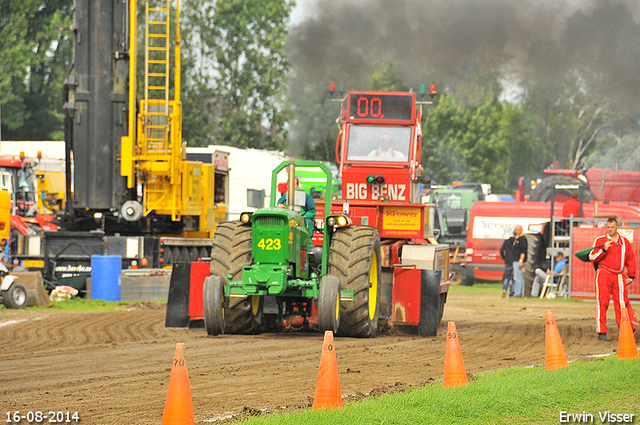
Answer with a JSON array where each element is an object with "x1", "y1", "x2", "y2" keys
[
  {"x1": 521, "y1": 2, "x2": 640, "y2": 172},
  {"x1": 422, "y1": 96, "x2": 507, "y2": 188},
  {"x1": 182, "y1": 0, "x2": 293, "y2": 149},
  {"x1": 181, "y1": 0, "x2": 217, "y2": 146},
  {"x1": 422, "y1": 95, "x2": 540, "y2": 192},
  {"x1": 499, "y1": 102, "x2": 544, "y2": 191},
  {"x1": 0, "y1": 0, "x2": 73, "y2": 140}
]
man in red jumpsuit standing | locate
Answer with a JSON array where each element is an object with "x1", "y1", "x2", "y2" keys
[{"x1": 589, "y1": 217, "x2": 638, "y2": 341}]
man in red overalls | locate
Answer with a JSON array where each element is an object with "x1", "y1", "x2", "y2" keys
[{"x1": 589, "y1": 217, "x2": 638, "y2": 341}]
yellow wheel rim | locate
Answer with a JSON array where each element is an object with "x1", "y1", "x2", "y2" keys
[
  {"x1": 335, "y1": 288, "x2": 340, "y2": 322},
  {"x1": 368, "y1": 251, "x2": 378, "y2": 321},
  {"x1": 251, "y1": 295, "x2": 260, "y2": 316}
]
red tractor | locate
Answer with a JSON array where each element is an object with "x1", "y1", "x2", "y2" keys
[
  {"x1": 312, "y1": 85, "x2": 449, "y2": 336},
  {"x1": 529, "y1": 166, "x2": 640, "y2": 204}
]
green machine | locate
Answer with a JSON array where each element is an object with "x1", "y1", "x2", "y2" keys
[{"x1": 203, "y1": 160, "x2": 351, "y2": 335}]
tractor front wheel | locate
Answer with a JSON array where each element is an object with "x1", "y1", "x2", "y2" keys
[
  {"x1": 203, "y1": 276, "x2": 225, "y2": 336},
  {"x1": 317, "y1": 275, "x2": 340, "y2": 334}
]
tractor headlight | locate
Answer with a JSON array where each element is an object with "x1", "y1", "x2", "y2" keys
[
  {"x1": 327, "y1": 215, "x2": 350, "y2": 228},
  {"x1": 240, "y1": 212, "x2": 252, "y2": 223}
]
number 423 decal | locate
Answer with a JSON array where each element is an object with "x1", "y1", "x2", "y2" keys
[{"x1": 257, "y1": 238, "x2": 282, "y2": 250}]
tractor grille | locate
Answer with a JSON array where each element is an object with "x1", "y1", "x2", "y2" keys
[{"x1": 254, "y1": 216, "x2": 285, "y2": 227}]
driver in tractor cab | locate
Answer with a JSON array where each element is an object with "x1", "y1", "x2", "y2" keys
[
  {"x1": 367, "y1": 134, "x2": 407, "y2": 161},
  {"x1": 277, "y1": 176, "x2": 317, "y2": 238}
]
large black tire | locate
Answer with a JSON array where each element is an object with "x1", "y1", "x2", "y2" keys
[
  {"x1": 317, "y1": 275, "x2": 340, "y2": 334},
  {"x1": 203, "y1": 276, "x2": 225, "y2": 335},
  {"x1": 162, "y1": 247, "x2": 173, "y2": 266},
  {"x1": 209, "y1": 221, "x2": 262, "y2": 334},
  {"x1": 179, "y1": 247, "x2": 191, "y2": 263},
  {"x1": 523, "y1": 233, "x2": 545, "y2": 296},
  {"x1": 529, "y1": 175, "x2": 593, "y2": 203},
  {"x1": 438, "y1": 292, "x2": 447, "y2": 323},
  {"x1": 450, "y1": 264, "x2": 472, "y2": 286},
  {"x1": 328, "y1": 226, "x2": 381, "y2": 338},
  {"x1": 3, "y1": 281, "x2": 28, "y2": 309},
  {"x1": 189, "y1": 247, "x2": 199, "y2": 262}
]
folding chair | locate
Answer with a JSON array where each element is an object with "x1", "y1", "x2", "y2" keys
[
  {"x1": 539, "y1": 269, "x2": 569, "y2": 299},
  {"x1": 539, "y1": 274, "x2": 554, "y2": 299}
]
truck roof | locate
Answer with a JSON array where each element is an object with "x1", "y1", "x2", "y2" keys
[{"x1": 0, "y1": 156, "x2": 37, "y2": 167}]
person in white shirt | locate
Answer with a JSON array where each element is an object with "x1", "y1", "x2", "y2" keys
[{"x1": 367, "y1": 134, "x2": 406, "y2": 160}]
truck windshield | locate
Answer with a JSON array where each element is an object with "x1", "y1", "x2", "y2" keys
[
  {"x1": 0, "y1": 166, "x2": 36, "y2": 196},
  {"x1": 346, "y1": 125, "x2": 411, "y2": 162},
  {"x1": 434, "y1": 193, "x2": 463, "y2": 209}
]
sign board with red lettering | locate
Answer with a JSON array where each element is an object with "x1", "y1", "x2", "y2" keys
[
  {"x1": 380, "y1": 206, "x2": 423, "y2": 239},
  {"x1": 213, "y1": 150, "x2": 229, "y2": 171}
]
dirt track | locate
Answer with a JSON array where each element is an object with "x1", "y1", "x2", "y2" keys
[{"x1": 0, "y1": 289, "x2": 626, "y2": 424}]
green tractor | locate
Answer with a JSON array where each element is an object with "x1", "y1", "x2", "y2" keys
[{"x1": 203, "y1": 160, "x2": 367, "y2": 336}]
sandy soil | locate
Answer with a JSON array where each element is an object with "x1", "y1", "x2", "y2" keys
[{"x1": 0, "y1": 291, "x2": 626, "y2": 424}]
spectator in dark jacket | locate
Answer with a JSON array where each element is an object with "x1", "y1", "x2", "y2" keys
[
  {"x1": 511, "y1": 225, "x2": 528, "y2": 298},
  {"x1": 500, "y1": 236, "x2": 516, "y2": 298}
]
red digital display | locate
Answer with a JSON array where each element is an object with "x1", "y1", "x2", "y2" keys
[{"x1": 348, "y1": 93, "x2": 414, "y2": 121}]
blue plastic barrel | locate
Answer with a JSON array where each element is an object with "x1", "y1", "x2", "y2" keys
[{"x1": 91, "y1": 255, "x2": 122, "y2": 301}]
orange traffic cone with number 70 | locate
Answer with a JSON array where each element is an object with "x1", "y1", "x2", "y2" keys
[
  {"x1": 312, "y1": 331, "x2": 343, "y2": 410},
  {"x1": 161, "y1": 343, "x2": 195, "y2": 424},
  {"x1": 443, "y1": 321, "x2": 468, "y2": 388},
  {"x1": 545, "y1": 310, "x2": 568, "y2": 371},
  {"x1": 618, "y1": 307, "x2": 639, "y2": 360}
]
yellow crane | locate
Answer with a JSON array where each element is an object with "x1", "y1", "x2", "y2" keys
[{"x1": 121, "y1": 0, "x2": 222, "y2": 237}]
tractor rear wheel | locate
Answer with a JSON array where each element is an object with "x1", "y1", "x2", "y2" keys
[
  {"x1": 203, "y1": 275, "x2": 225, "y2": 335},
  {"x1": 438, "y1": 292, "x2": 447, "y2": 323},
  {"x1": 529, "y1": 175, "x2": 593, "y2": 203},
  {"x1": 450, "y1": 264, "x2": 472, "y2": 286},
  {"x1": 317, "y1": 275, "x2": 340, "y2": 334},
  {"x1": 209, "y1": 221, "x2": 262, "y2": 334},
  {"x1": 523, "y1": 233, "x2": 545, "y2": 297},
  {"x1": 328, "y1": 226, "x2": 381, "y2": 338}
]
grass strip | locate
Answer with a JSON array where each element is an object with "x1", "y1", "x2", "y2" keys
[
  {"x1": 0, "y1": 298, "x2": 163, "y2": 311},
  {"x1": 237, "y1": 356, "x2": 640, "y2": 425}
]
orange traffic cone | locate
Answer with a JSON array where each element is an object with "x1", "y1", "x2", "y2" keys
[
  {"x1": 161, "y1": 343, "x2": 195, "y2": 425},
  {"x1": 443, "y1": 321, "x2": 468, "y2": 388},
  {"x1": 618, "y1": 307, "x2": 639, "y2": 360},
  {"x1": 312, "y1": 330, "x2": 343, "y2": 410},
  {"x1": 545, "y1": 310, "x2": 568, "y2": 371}
]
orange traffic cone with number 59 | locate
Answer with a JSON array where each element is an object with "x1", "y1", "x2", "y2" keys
[{"x1": 443, "y1": 321, "x2": 468, "y2": 388}]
